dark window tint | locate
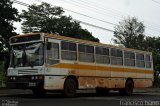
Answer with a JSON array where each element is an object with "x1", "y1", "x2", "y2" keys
[
  {"x1": 124, "y1": 51, "x2": 135, "y2": 67},
  {"x1": 78, "y1": 44, "x2": 85, "y2": 52},
  {"x1": 78, "y1": 44, "x2": 94, "y2": 62},
  {"x1": 69, "y1": 42, "x2": 76, "y2": 51},
  {"x1": 96, "y1": 47, "x2": 109, "y2": 55},
  {"x1": 136, "y1": 53, "x2": 145, "y2": 68},
  {"x1": 61, "y1": 41, "x2": 68, "y2": 50},
  {"x1": 136, "y1": 53, "x2": 144, "y2": 60},
  {"x1": 117, "y1": 49, "x2": 123, "y2": 57},
  {"x1": 96, "y1": 47, "x2": 102, "y2": 55},
  {"x1": 111, "y1": 48, "x2": 116, "y2": 56},
  {"x1": 111, "y1": 48, "x2": 122, "y2": 57},
  {"x1": 145, "y1": 54, "x2": 152, "y2": 68},
  {"x1": 124, "y1": 51, "x2": 135, "y2": 59},
  {"x1": 103, "y1": 48, "x2": 109, "y2": 55},
  {"x1": 145, "y1": 54, "x2": 151, "y2": 61},
  {"x1": 86, "y1": 45, "x2": 94, "y2": 53},
  {"x1": 61, "y1": 41, "x2": 76, "y2": 51}
]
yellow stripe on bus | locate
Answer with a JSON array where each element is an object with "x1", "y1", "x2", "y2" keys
[{"x1": 49, "y1": 63, "x2": 154, "y2": 74}]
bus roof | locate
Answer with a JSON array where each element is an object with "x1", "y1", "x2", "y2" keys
[{"x1": 16, "y1": 33, "x2": 151, "y2": 54}]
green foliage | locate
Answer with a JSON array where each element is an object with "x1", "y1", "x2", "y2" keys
[
  {"x1": 0, "y1": 61, "x2": 6, "y2": 84},
  {"x1": 0, "y1": 0, "x2": 20, "y2": 69},
  {"x1": 153, "y1": 70, "x2": 160, "y2": 87},
  {"x1": 21, "y1": 2, "x2": 99, "y2": 42},
  {"x1": 113, "y1": 17, "x2": 145, "y2": 50},
  {"x1": 144, "y1": 37, "x2": 160, "y2": 73}
]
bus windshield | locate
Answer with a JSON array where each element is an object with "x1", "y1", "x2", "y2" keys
[{"x1": 10, "y1": 42, "x2": 44, "y2": 67}]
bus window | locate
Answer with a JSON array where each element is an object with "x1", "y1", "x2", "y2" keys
[
  {"x1": 78, "y1": 44, "x2": 94, "y2": 62},
  {"x1": 111, "y1": 48, "x2": 123, "y2": 65},
  {"x1": 136, "y1": 53, "x2": 145, "y2": 67},
  {"x1": 117, "y1": 49, "x2": 123, "y2": 65},
  {"x1": 47, "y1": 42, "x2": 59, "y2": 65},
  {"x1": 96, "y1": 47, "x2": 110, "y2": 64},
  {"x1": 124, "y1": 51, "x2": 135, "y2": 66},
  {"x1": 145, "y1": 54, "x2": 152, "y2": 68},
  {"x1": 61, "y1": 41, "x2": 77, "y2": 60}
]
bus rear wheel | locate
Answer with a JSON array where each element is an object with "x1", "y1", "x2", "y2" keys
[
  {"x1": 63, "y1": 78, "x2": 76, "y2": 98},
  {"x1": 119, "y1": 79, "x2": 134, "y2": 96}
]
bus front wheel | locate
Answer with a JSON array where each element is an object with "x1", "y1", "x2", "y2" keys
[{"x1": 63, "y1": 78, "x2": 77, "y2": 98}]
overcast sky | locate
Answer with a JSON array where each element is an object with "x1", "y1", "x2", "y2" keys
[{"x1": 13, "y1": 0, "x2": 160, "y2": 44}]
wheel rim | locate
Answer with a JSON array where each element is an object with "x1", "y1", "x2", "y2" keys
[
  {"x1": 67, "y1": 83, "x2": 75, "y2": 94},
  {"x1": 64, "y1": 79, "x2": 76, "y2": 97}
]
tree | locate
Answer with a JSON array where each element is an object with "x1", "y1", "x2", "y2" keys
[
  {"x1": 21, "y1": 2, "x2": 99, "y2": 42},
  {"x1": 113, "y1": 17, "x2": 145, "y2": 50},
  {"x1": 144, "y1": 37, "x2": 160, "y2": 87},
  {"x1": 144, "y1": 36, "x2": 160, "y2": 70},
  {"x1": 0, "y1": 0, "x2": 20, "y2": 68}
]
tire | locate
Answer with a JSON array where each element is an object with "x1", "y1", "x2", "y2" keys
[
  {"x1": 63, "y1": 79, "x2": 77, "y2": 98},
  {"x1": 119, "y1": 80, "x2": 134, "y2": 96},
  {"x1": 96, "y1": 88, "x2": 109, "y2": 96}
]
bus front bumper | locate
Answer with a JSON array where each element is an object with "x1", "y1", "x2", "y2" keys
[{"x1": 7, "y1": 76, "x2": 44, "y2": 89}]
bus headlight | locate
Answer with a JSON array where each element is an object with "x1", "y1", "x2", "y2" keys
[
  {"x1": 9, "y1": 76, "x2": 16, "y2": 80},
  {"x1": 10, "y1": 77, "x2": 13, "y2": 80},
  {"x1": 31, "y1": 76, "x2": 35, "y2": 80},
  {"x1": 13, "y1": 77, "x2": 16, "y2": 80}
]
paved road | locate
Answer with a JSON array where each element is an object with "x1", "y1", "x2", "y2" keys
[{"x1": 0, "y1": 89, "x2": 160, "y2": 106}]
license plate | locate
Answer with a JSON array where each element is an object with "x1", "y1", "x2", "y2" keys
[{"x1": 28, "y1": 82, "x2": 36, "y2": 87}]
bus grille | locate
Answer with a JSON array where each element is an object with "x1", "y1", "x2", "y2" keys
[{"x1": 18, "y1": 69, "x2": 38, "y2": 75}]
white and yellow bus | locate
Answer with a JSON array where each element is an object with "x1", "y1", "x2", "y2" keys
[{"x1": 7, "y1": 33, "x2": 154, "y2": 97}]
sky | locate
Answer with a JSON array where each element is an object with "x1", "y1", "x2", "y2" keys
[{"x1": 13, "y1": 0, "x2": 160, "y2": 44}]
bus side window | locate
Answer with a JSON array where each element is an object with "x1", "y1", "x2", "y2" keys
[
  {"x1": 136, "y1": 53, "x2": 145, "y2": 68},
  {"x1": 61, "y1": 41, "x2": 77, "y2": 60},
  {"x1": 116, "y1": 49, "x2": 123, "y2": 65},
  {"x1": 47, "y1": 42, "x2": 59, "y2": 65},
  {"x1": 78, "y1": 44, "x2": 94, "y2": 62},
  {"x1": 111, "y1": 48, "x2": 117, "y2": 65},
  {"x1": 145, "y1": 54, "x2": 152, "y2": 68},
  {"x1": 96, "y1": 47, "x2": 110, "y2": 64},
  {"x1": 111, "y1": 48, "x2": 123, "y2": 65},
  {"x1": 124, "y1": 51, "x2": 135, "y2": 66}
]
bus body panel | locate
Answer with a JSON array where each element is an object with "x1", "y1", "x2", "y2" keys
[{"x1": 7, "y1": 33, "x2": 154, "y2": 94}]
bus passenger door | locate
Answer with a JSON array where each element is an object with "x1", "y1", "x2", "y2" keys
[{"x1": 44, "y1": 38, "x2": 65, "y2": 90}]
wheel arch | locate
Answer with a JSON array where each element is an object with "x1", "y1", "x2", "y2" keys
[{"x1": 126, "y1": 78, "x2": 134, "y2": 88}]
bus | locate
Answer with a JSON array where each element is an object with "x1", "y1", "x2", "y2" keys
[{"x1": 7, "y1": 33, "x2": 154, "y2": 97}]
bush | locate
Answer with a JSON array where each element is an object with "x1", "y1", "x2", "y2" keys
[
  {"x1": 0, "y1": 61, "x2": 6, "y2": 88},
  {"x1": 153, "y1": 71, "x2": 160, "y2": 88}
]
